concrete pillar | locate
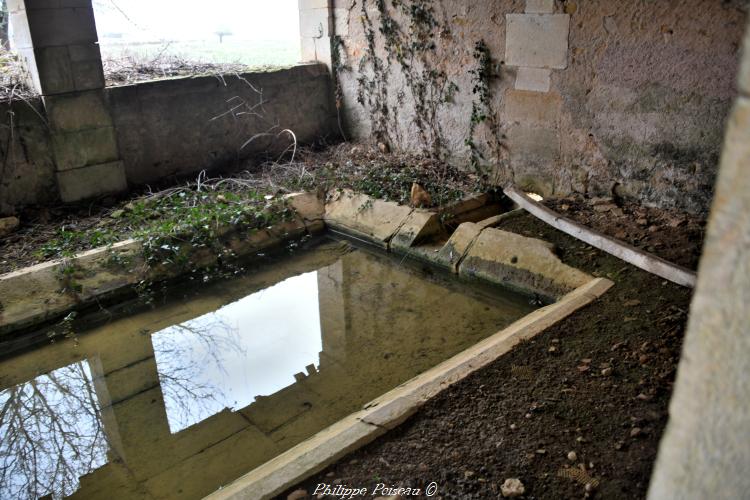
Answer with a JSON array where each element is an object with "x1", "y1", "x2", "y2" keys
[
  {"x1": 298, "y1": 0, "x2": 332, "y2": 70},
  {"x1": 647, "y1": 20, "x2": 750, "y2": 500},
  {"x1": 8, "y1": 0, "x2": 126, "y2": 202}
]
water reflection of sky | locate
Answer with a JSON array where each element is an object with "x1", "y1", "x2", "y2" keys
[{"x1": 153, "y1": 271, "x2": 323, "y2": 433}]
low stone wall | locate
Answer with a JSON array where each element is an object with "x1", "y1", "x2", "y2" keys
[
  {"x1": 107, "y1": 64, "x2": 336, "y2": 186},
  {"x1": 0, "y1": 64, "x2": 336, "y2": 215}
]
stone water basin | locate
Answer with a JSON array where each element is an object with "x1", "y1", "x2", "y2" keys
[{"x1": 0, "y1": 237, "x2": 538, "y2": 500}]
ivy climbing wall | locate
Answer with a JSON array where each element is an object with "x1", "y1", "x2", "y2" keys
[{"x1": 330, "y1": 0, "x2": 747, "y2": 215}]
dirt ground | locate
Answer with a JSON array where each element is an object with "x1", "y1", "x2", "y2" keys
[
  {"x1": 542, "y1": 196, "x2": 705, "y2": 270},
  {"x1": 282, "y1": 213, "x2": 696, "y2": 500}
]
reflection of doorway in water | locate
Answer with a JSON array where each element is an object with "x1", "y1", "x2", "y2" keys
[{"x1": 152, "y1": 271, "x2": 323, "y2": 433}]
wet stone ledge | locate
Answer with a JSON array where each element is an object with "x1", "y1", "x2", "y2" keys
[{"x1": 0, "y1": 193, "x2": 325, "y2": 337}]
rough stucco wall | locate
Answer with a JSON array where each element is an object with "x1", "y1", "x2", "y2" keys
[
  {"x1": 333, "y1": 0, "x2": 746, "y2": 214},
  {"x1": 0, "y1": 97, "x2": 57, "y2": 215},
  {"x1": 107, "y1": 64, "x2": 335, "y2": 186},
  {"x1": 647, "y1": 19, "x2": 750, "y2": 500}
]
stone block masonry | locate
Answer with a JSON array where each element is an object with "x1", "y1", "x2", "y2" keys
[
  {"x1": 299, "y1": 0, "x2": 333, "y2": 69},
  {"x1": 505, "y1": 13, "x2": 570, "y2": 70},
  {"x1": 9, "y1": 0, "x2": 127, "y2": 203}
]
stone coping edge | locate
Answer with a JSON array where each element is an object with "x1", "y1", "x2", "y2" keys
[{"x1": 0, "y1": 193, "x2": 325, "y2": 336}]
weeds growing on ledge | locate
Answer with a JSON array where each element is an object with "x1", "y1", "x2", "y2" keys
[
  {"x1": 1, "y1": 142, "x2": 489, "y2": 274},
  {"x1": 34, "y1": 179, "x2": 291, "y2": 267}
]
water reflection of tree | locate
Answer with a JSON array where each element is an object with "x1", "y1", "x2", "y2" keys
[
  {"x1": 0, "y1": 312, "x2": 246, "y2": 498},
  {"x1": 153, "y1": 313, "x2": 246, "y2": 432},
  {"x1": 0, "y1": 362, "x2": 107, "y2": 500}
]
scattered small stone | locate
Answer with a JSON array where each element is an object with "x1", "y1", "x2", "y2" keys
[
  {"x1": 535, "y1": 449, "x2": 547, "y2": 455},
  {"x1": 623, "y1": 299, "x2": 641, "y2": 307},
  {"x1": 110, "y1": 209, "x2": 125, "y2": 219},
  {"x1": 349, "y1": 459, "x2": 359, "y2": 465},
  {"x1": 585, "y1": 482, "x2": 597, "y2": 493},
  {"x1": 576, "y1": 436, "x2": 587, "y2": 443},
  {"x1": 560, "y1": 203, "x2": 570, "y2": 211},
  {"x1": 548, "y1": 346, "x2": 558, "y2": 354},
  {"x1": 577, "y1": 365, "x2": 590, "y2": 372},
  {"x1": 501, "y1": 478, "x2": 525, "y2": 498},
  {"x1": 581, "y1": 358, "x2": 592, "y2": 364},
  {"x1": 510, "y1": 423, "x2": 518, "y2": 430},
  {"x1": 216, "y1": 194, "x2": 227, "y2": 203},
  {"x1": 378, "y1": 142, "x2": 390, "y2": 154},
  {"x1": 601, "y1": 367, "x2": 613, "y2": 377},
  {"x1": 610, "y1": 206, "x2": 625, "y2": 217},
  {"x1": 567, "y1": 451, "x2": 578, "y2": 461},
  {"x1": 464, "y1": 470, "x2": 476, "y2": 479},
  {"x1": 325, "y1": 471, "x2": 335, "y2": 478},
  {"x1": 630, "y1": 427, "x2": 642, "y2": 438},
  {"x1": 287, "y1": 489, "x2": 307, "y2": 500},
  {"x1": 637, "y1": 393, "x2": 652, "y2": 401},
  {"x1": 639, "y1": 354, "x2": 649, "y2": 364},
  {"x1": 611, "y1": 341, "x2": 627, "y2": 351},
  {"x1": 525, "y1": 413, "x2": 532, "y2": 419},
  {"x1": 0, "y1": 216, "x2": 21, "y2": 238}
]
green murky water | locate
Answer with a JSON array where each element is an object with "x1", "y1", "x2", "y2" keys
[{"x1": 0, "y1": 239, "x2": 537, "y2": 500}]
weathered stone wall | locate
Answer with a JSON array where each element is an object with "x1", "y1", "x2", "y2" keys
[
  {"x1": 107, "y1": 64, "x2": 335, "y2": 186},
  {"x1": 648, "y1": 19, "x2": 750, "y2": 500},
  {"x1": 0, "y1": 97, "x2": 57, "y2": 214},
  {"x1": 333, "y1": 0, "x2": 746, "y2": 214},
  {"x1": 0, "y1": 64, "x2": 335, "y2": 214}
]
